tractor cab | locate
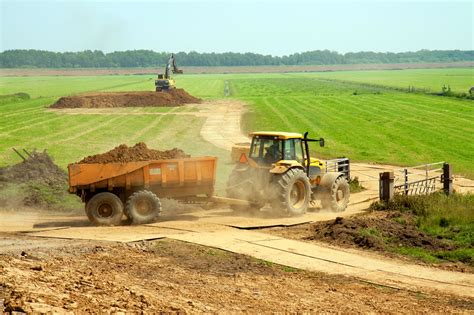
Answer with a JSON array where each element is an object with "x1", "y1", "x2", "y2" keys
[
  {"x1": 247, "y1": 132, "x2": 326, "y2": 180},
  {"x1": 248, "y1": 132, "x2": 306, "y2": 165}
]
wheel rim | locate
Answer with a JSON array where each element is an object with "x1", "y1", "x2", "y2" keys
[
  {"x1": 97, "y1": 203, "x2": 113, "y2": 218},
  {"x1": 290, "y1": 180, "x2": 306, "y2": 208},
  {"x1": 336, "y1": 186, "x2": 346, "y2": 205},
  {"x1": 136, "y1": 198, "x2": 153, "y2": 215}
]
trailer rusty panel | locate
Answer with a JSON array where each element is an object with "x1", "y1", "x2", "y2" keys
[{"x1": 68, "y1": 157, "x2": 217, "y2": 196}]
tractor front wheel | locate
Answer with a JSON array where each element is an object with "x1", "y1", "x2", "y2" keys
[{"x1": 321, "y1": 176, "x2": 350, "y2": 212}]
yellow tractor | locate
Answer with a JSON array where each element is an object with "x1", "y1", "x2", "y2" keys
[{"x1": 227, "y1": 131, "x2": 350, "y2": 216}]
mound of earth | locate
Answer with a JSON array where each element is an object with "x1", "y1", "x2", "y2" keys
[
  {"x1": 0, "y1": 151, "x2": 67, "y2": 186},
  {"x1": 79, "y1": 142, "x2": 190, "y2": 164},
  {"x1": 0, "y1": 151, "x2": 80, "y2": 210},
  {"x1": 305, "y1": 212, "x2": 453, "y2": 252},
  {"x1": 50, "y1": 89, "x2": 201, "y2": 109}
]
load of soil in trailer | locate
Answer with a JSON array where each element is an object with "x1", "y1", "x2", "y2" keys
[
  {"x1": 50, "y1": 89, "x2": 201, "y2": 109},
  {"x1": 78, "y1": 142, "x2": 190, "y2": 164}
]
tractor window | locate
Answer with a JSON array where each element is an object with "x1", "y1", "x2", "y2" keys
[
  {"x1": 294, "y1": 139, "x2": 304, "y2": 163},
  {"x1": 283, "y1": 139, "x2": 304, "y2": 163},
  {"x1": 250, "y1": 137, "x2": 283, "y2": 164}
]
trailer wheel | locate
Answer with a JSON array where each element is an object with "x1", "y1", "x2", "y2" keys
[
  {"x1": 85, "y1": 192, "x2": 124, "y2": 226},
  {"x1": 125, "y1": 190, "x2": 161, "y2": 224},
  {"x1": 321, "y1": 176, "x2": 350, "y2": 212}
]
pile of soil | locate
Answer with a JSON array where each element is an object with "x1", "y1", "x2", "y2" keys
[
  {"x1": 0, "y1": 151, "x2": 67, "y2": 186},
  {"x1": 50, "y1": 89, "x2": 201, "y2": 109},
  {"x1": 79, "y1": 142, "x2": 190, "y2": 164},
  {"x1": 304, "y1": 211, "x2": 453, "y2": 252},
  {"x1": 0, "y1": 151, "x2": 80, "y2": 210}
]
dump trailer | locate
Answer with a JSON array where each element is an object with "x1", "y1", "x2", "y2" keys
[{"x1": 68, "y1": 157, "x2": 217, "y2": 225}]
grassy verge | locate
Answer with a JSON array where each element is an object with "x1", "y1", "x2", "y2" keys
[
  {"x1": 370, "y1": 193, "x2": 474, "y2": 266},
  {"x1": 0, "y1": 181, "x2": 82, "y2": 212}
]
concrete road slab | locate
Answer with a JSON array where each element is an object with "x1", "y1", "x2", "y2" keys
[
  {"x1": 170, "y1": 230, "x2": 474, "y2": 298},
  {"x1": 27, "y1": 225, "x2": 183, "y2": 242}
]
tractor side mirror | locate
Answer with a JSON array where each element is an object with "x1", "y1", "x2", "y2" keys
[{"x1": 319, "y1": 138, "x2": 325, "y2": 147}]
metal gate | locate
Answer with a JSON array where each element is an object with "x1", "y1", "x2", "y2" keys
[
  {"x1": 393, "y1": 162, "x2": 445, "y2": 196},
  {"x1": 379, "y1": 162, "x2": 452, "y2": 201}
]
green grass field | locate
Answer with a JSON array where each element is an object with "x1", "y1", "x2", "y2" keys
[
  {"x1": 1, "y1": 68, "x2": 473, "y2": 181},
  {"x1": 0, "y1": 75, "x2": 232, "y2": 191},
  {"x1": 298, "y1": 68, "x2": 474, "y2": 93}
]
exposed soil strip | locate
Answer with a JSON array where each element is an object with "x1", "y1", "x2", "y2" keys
[{"x1": 50, "y1": 89, "x2": 201, "y2": 109}]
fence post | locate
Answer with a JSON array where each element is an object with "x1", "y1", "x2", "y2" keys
[
  {"x1": 443, "y1": 163, "x2": 453, "y2": 195},
  {"x1": 379, "y1": 171, "x2": 394, "y2": 202},
  {"x1": 425, "y1": 164, "x2": 428, "y2": 195},
  {"x1": 404, "y1": 169, "x2": 409, "y2": 195}
]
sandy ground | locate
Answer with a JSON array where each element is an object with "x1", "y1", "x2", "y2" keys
[{"x1": 1, "y1": 233, "x2": 473, "y2": 313}]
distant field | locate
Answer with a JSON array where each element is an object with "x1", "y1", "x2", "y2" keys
[
  {"x1": 1, "y1": 68, "x2": 473, "y2": 179},
  {"x1": 300, "y1": 68, "x2": 474, "y2": 93},
  {"x1": 1, "y1": 61, "x2": 472, "y2": 76}
]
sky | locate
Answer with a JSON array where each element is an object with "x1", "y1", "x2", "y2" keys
[{"x1": 0, "y1": 0, "x2": 472, "y2": 55}]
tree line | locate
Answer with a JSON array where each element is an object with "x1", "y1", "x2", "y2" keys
[{"x1": 0, "y1": 49, "x2": 472, "y2": 68}]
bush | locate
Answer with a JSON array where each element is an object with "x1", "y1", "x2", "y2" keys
[{"x1": 349, "y1": 176, "x2": 365, "y2": 193}]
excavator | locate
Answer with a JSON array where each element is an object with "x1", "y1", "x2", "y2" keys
[{"x1": 155, "y1": 54, "x2": 183, "y2": 92}]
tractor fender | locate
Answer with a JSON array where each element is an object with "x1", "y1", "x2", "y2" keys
[
  {"x1": 319, "y1": 172, "x2": 345, "y2": 190},
  {"x1": 270, "y1": 161, "x2": 305, "y2": 174}
]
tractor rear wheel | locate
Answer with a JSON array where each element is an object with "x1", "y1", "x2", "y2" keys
[
  {"x1": 85, "y1": 192, "x2": 124, "y2": 226},
  {"x1": 321, "y1": 176, "x2": 350, "y2": 212},
  {"x1": 272, "y1": 168, "x2": 311, "y2": 216},
  {"x1": 125, "y1": 190, "x2": 162, "y2": 224}
]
